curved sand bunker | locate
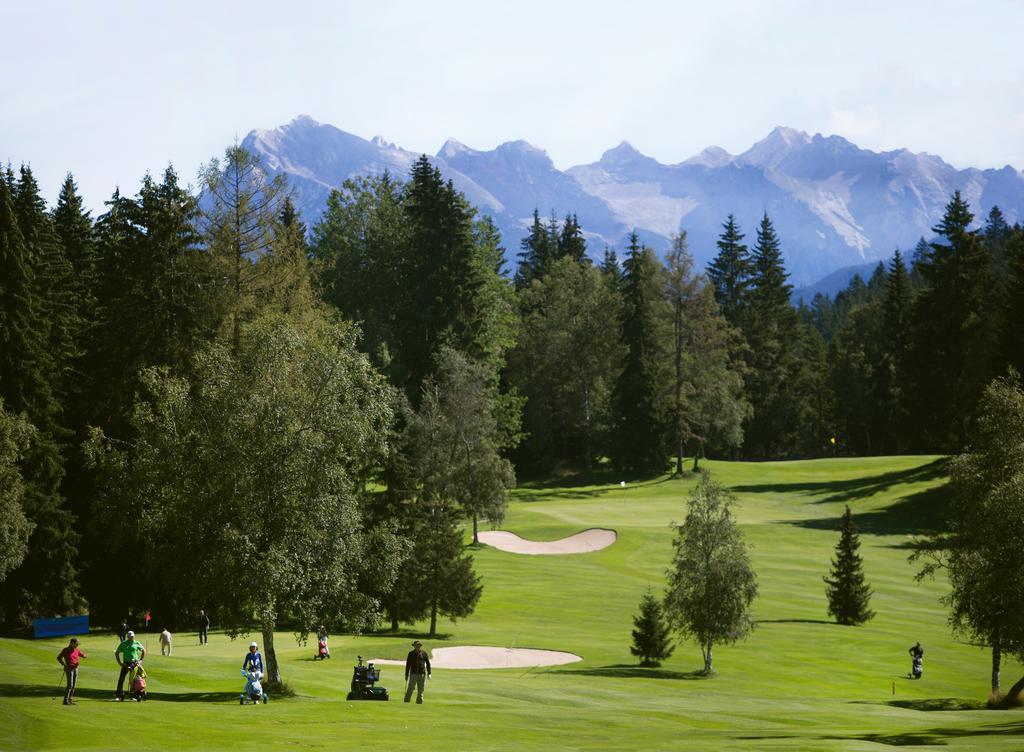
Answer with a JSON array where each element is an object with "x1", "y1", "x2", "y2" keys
[
  {"x1": 478, "y1": 528, "x2": 616, "y2": 555},
  {"x1": 369, "y1": 646, "x2": 582, "y2": 669}
]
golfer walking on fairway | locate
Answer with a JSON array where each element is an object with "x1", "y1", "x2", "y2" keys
[
  {"x1": 56, "y1": 638, "x2": 87, "y2": 705},
  {"x1": 404, "y1": 640, "x2": 431, "y2": 704}
]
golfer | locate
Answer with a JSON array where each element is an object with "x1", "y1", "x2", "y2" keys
[
  {"x1": 159, "y1": 627, "x2": 172, "y2": 656},
  {"x1": 56, "y1": 638, "x2": 87, "y2": 705},
  {"x1": 114, "y1": 630, "x2": 146, "y2": 701},
  {"x1": 243, "y1": 642, "x2": 264, "y2": 673},
  {"x1": 198, "y1": 609, "x2": 210, "y2": 645},
  {"x1": 404, "y1": 640, "x2": 431, "y2": 704}
]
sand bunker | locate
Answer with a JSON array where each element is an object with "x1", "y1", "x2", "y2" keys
[
  {"x1": 478, "y1": 528, "x2": 616, "y2": 555},
  {"x1": 368, "y1": 646, "x2": 582, "y2": 669}
]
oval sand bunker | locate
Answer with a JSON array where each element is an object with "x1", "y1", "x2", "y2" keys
[
  {"x1": 369, "y1": 646, "x2": 582, "y2": 669},
  {"x1": 478, "y1": 528, "x2": 616, "y2": 555}
]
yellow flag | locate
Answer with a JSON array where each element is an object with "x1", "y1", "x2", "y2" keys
[{"x1": 830, "y1": 436, "x2": 836, "y2": 445}]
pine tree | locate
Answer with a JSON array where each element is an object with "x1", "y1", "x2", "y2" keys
[
  {"x1": 384, "y1": 500, "x2": 483, "y2": 638},
  {"x1": 630, "y1": 588, "x2": 674, "y2": 667},
  {"x1": 557, "y1": 213, "x2": 588, "y2": 264},
  {"x1": 663, "y1": 232, "x2": 700, "y2": 475},
  {"x1": 0, "y1": 174, "x2": 81, "y2": 625},
  {"x1": 1000, "y1": 226, "x2": 1024, "y2": 375},
  {"x1": 706, "y1": 214, "x2": 752, "y2": 327},
  {"x1": 311, "y1": 173, "x2": 409, "y2": 381},
  {"x1": 515, "y1": 208, "x2": 557, "y2": 289},
  {"x1": 600, "y1": 246, "x2": 623, "y2": 291},
  {"x1": 824, "y1": 505, "x2": 874, "y2": 625},
  {"x1": 743, "y1": 212, "x2": 800, "y2": 457},
  {"x1": 201, "y1": 145, "x2": 290, "y2": 346},
  {"x1": 909, "y1": 191, "x2": 996, "y2": 449},
  {"x1": 51, "y1": 174, "x2": 98, "y2": 413},
  {"x1": 878, "y1": 250, "x2": 913, "y2": 452},
  {"x1": 400, "y1": 155, "x2": 489, "y2": 400},
  {"x1": 611, "y1": 232, "x2": 671, "y2": 473}
]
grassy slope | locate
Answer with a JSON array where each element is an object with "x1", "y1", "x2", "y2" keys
[{"x1": 4, "y1": 456, "x2": 1023, "y2": 751}]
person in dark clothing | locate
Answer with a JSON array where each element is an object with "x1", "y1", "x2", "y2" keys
[
  {"x1": 404, "y1": 640, "x2": 431, "y2": 704},
  {"x1": 198, "y1": 609, "x2": 210, "y2": 645},
  {"x1": 118, "y1": 619, "x2": 128, "y2": 643},
  {"x1": 909, "y1": 641, "x2": 924, "y2": 678}
]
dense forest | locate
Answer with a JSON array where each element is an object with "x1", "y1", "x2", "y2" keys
[{"x1": 2, "y1": 147, "x2": 1023, "y2": 646}]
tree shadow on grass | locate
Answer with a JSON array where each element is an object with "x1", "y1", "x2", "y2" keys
[
  {"x1": 558, "y1": 664, "x2": 708, "y2": 681},
  {"x1": 883, "y1": 698, "x2": 989, "y2": 712},
  {"x1": 732, "y1": 457, "x2": 948, "y2": 504},
  {"x1": 832, "y1": 720, "x2": 1024, "y2": 746},
  {"x1": 0, "y1": 683, "x2": 239, "y2": 703},
  {"x1": 742, "y1": 720, "x2": 1024, "y2": 747},
  {"x1": 786, "y1": 483, "x2": 953, "y2": 537},
  {"x1": 755, "y1": 618, "x2": 834, "y2": 625}
]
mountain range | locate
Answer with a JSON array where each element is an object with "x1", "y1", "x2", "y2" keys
[{"x1": 242, "y1": 115, "x2": 1024, "y2": 286}]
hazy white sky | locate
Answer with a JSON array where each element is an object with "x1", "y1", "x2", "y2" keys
[{"x1": 3, "y1": 0, "x2": 1023, "y2": 212}]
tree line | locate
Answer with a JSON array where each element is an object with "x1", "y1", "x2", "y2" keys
[{"x1": 2, "y1": 146, "x2": 1023, "y2": 689}]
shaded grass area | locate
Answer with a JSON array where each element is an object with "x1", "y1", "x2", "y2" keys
[{"x1": 788, "y1": 483, "x2": 953, "y2": 536}]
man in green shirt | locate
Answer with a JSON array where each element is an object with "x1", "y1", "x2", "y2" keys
[{"x1": 114, "y1": 630, "x2": 146, "y2": 701}]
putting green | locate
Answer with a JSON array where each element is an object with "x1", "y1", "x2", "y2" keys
[{"x1": 4, "y1": 455, "x2": 1023, "y2": 751}]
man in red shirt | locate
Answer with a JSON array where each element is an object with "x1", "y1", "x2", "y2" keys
[{"x1": 56, "y1": 638, "x2": 87, "y2": 705}]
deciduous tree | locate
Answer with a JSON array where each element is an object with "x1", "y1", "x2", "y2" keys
[{"x1": 664, "y1": 472, "x2": 757, "y2": 674}]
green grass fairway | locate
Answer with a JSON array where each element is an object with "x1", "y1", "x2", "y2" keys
[{"x1": 5, "y1": 456, "x2": 1023, "y2": 750}]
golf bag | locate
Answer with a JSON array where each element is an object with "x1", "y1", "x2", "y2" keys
[
  {"x1": 346, "y1": 656, "x2": 388, "y2": 701},
  {"x1": 240, "y1": 668, "x2": 269, "y2": 705},
  {"x1": 315, "y1": 637, "x2": 330, "y2": 660},
  {"x1": 910, "y1": 655, "x2": 923, "y2": 679},
  {"x1": 129, "y1": 663, "x2": 148, "y2": 701}
]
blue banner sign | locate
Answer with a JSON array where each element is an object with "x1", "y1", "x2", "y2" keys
[{"x1": 33, "y1": 615, "x2": 90, "y2": 639}]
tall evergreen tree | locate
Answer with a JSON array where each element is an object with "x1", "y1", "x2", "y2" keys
[
  {"x1": 611, "y1": 232, "x2": 671, "y2": 473},
  {"x1": 909, "y1": 191, "x2": 996, "y2": 449},
  {"x1": 51, "y1": 174, "x2": 98, "y2": 405},
  {"x1": 399, "y1": 156, "x2": 488, "y2": 401},
  {"x1": 0, "y1": 174, "x2": 81, "y2": 625},
  {"x1": 201, "y1": 145, "x2": 290, "y2": 346},
  {"x1": 999, "y1": 226, "x2": 1024, "y2": 375},
  {"x1": 743, "y1": 212, "x2": 800, "y2": 457},
  {"x1": 878, "y1": 250, "x2": 913, "y2": 452},
  {"x1": 824, "y1": 505, "x2": 874, "y2": 625},
  {"x1": 706, "y1": 214, "x2": 752, "y2": 327},
  {"x1": 663, "y1": 232, "x2": 700, "y2": 475}
]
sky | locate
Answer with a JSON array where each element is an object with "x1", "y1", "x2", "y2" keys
[{"x1": 3, "y1": 0, "x2": 1024, "y2": 213}]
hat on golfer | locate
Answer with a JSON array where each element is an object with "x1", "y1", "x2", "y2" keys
[
  {"x1": 127, "y1": 630, "x2": 135, "y2": 638},
  {"x1": 250, "y1": 642, "x2": 258, "y2": 648},
  {"x1": 412, "y1": 640, "x2": 422, "y2": 647}
]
